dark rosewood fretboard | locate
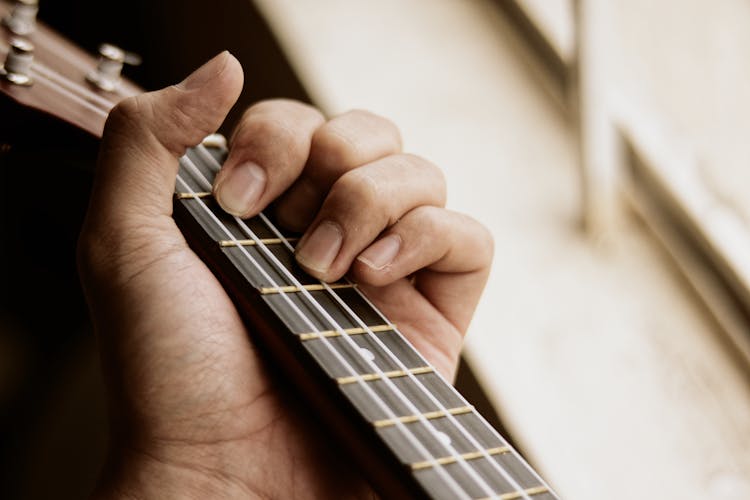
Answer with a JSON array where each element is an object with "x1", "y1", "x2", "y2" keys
[
  {"x1": 171, "y1": 145, "x2": 557, "y2": 500},
  {"x1": 0, "y1": 9, "x2": 559, "y2": 495}
]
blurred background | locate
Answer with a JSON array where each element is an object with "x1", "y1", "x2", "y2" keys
[{"x1": 2, "y1": 0, "x2": 750, "y2": 498}]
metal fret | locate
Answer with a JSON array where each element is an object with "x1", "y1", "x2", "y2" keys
[
  {"x1": 219, "y1": 237, "x2": 299, "y2": 247},
  {"x1": 175, "y1": 191, "x2": 211, "y2": 199},
  {"x1": 479, "y1": 486, "x2": 551, "y2": 500},
  {"x1": 180, "y1": 197, "x2": 278, "y2": 241},
  {"x1": 341, "y1": 370, "x2": 465, "y2": 423},
  {"x1": 299, "y1": 323, "x2": 396, "y2": 340},
  {"x1": 264, "y1": 290, "x2": 378, "y2": 334},
  {"x1": 260, "y1": 283, "x2": 355, "y2": 295},
  {"x1": 302, "y1": 324, "x2": 427, "y2": 383},
  {"x1": 373, "y1": 405, "x2": 474, "y2": 428},
  {"x1": 410, "y1": 446, "x2": 511, "y2": 471},
  {"x1": 336, "y1": 366, "x2": 434, "y2": 385},
  {"x1": 175, "y1": 146, "x2": 560, "y2": 500}
]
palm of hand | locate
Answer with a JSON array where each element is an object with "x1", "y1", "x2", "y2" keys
[{"x1": 105, "y1": 221, "x2": 457, "y2": 499}]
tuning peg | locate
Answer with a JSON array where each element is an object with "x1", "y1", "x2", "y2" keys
[
  {"x1": 86, "y1": 43, "x2": 141, "y2": 92},
  {"x1": 0, "y1": 37, "x2": 34, "y2": 86},
  {"x1": 2, "y1": 0, "x2": 38, "y2": 36}
]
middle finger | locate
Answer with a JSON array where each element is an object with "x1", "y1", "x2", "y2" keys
[
  {"x1": 294, "y1": 153, "x2": 446, "y2": 282},
  {"x1": 274, "y1": 109, "x2": 402, "y2": 231}
]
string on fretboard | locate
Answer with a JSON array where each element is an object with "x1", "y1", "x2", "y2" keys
[
  {"x1": 175, "y1": 146, "x2": 556, "y2": 500},
  {"x1": 4, "y1": 39, "x2": 559, "y2": 498}
]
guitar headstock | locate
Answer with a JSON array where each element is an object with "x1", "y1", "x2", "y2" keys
[{"x1": 0, "y1": 0, "x2": 141, "y2": 138}]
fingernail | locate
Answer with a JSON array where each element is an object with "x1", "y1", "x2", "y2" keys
[
  {"x1": 179, "y1": 51, "x2": 229, "y2": 90},
  {"x1": 295, "y1": 221, "x2": 343, "y2": 273},
  {"x1": 357, "y1": 234, "x2": 401, "y2": 270},
  {"x1": 214, "y1": 161, "x2": 266, "y2": 216}
]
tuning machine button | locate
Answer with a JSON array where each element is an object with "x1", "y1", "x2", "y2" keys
[
  {"x1": 86, "y1": 43, "x2": 141, "y2": 92},
  {"x1": 2, "y1": 0, "x2": 39, "y2": 36},
  {"x1": 0, "y1": 38, "x2": 34, "y2": 86}
]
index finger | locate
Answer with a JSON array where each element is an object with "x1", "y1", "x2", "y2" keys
[{"x1": 212, "y1": 99, "x2": 325, "y2": 217}]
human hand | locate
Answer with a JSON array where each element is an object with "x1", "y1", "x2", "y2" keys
[{"x1": 78, "y1": 52, "x2": 493, "y2": 499}]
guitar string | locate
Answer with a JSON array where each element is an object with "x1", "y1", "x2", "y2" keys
[
  {"x1": 354, "y1": 288, "x2": 557, "y2": 498},
  {"x1": 189, "y1": 151, "x2": 512, "y2": 499},
  {"x1": 74, "y1": 73, "x2": 522, "y2": 496},
  {"x1": 0, "y1": 41, "x2": 112, "y2": 118},
  {"x1": 13, "y1": 27, "x2": 557, "y2": 495},
  {"x1": 267, "y1": 216, "x2": 532, "y2": 497},
  {"x1": 34, "y1": 62, "x2": 117, "y2": 109},
  {"x1": 194, "y1": 145, "x2": 534, "y2": 499},
  {"x1": 173, "y1": 168, "x2": 473, "y2": 500},
  {"x1": 26, "y1": 61, "x2": 540, "y2": 498},
  {"x1": 20, "y1": 68, "x2": 475, "y2": 498},
  {"x1": 0, "y1": 39, "x2": 131, "y2": 105},
  {"x1": 31, "y1": 67, "x2": 110, "y2": 116},
  {"x1": 181, "y1": 152, "x2": 497, "y2": 498}
]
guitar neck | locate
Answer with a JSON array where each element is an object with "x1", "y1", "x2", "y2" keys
[
  {"x1": 173, "y1": 145, "x2": 556, "y2": 500},
  {"x1": 0, "y1": 8, "x2": 558, "y2": 496}
]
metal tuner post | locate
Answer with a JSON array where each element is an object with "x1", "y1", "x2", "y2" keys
[{"x1": 86, "y1": 43, "x2": 141, "y2": 92}]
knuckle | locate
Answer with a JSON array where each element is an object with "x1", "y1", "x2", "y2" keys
[
  {"x1": 391, "y1": 153, "x2": 447, "y2": 205},
  {"x1": 342, "y1": 108, "x2": 381, "y2": 121},
  {"x1": 477, "y1": 222, "x2": 495, "y2": 263},
  {"x1": 106, "y1": 92, "x2": 200, "y2": 157},
  {"x1": 241, "y1": 116, "x2": 301, "y2": 150},
  {"x1": 244, "y1": 117, "x2": 297, "y2": 144},
  {"x1": 246, "y1": 98, "x2": 323, "y2": 119},
  {"x1": 311, "y1": 123, "x2": 362, "y2": 170},
  {"x1": 169, "y1": 96, "x2": 214, "y2": 140},
  {"x1": 418, "y1": 155, "x2": 447, "y2": 204},
  {"x1": 462, "y1": 214, "x2": 494, "y2": 267},
  {"x1": 401, "y1": 153, "x2": 446, "y2": 182},
  {"x1": 105, "y1": 95, "x2": 149, "y2": 134},
  {"x1": 412, "y1": 205, "x2": 444, "y2": 235},
  {"x1": 342, "y1": 109, "x2": 401, "y2": 142},
  {"x1": 234, "y1": 99, "x2": 324, "y2": 146},
  {"x1": 258, "y1": 119, "x2": 300, "y2": 144},
  {"x1": 428, "y1": 208, "x2": 447, "y2": 235},
  {"x1": 310, "y1": 109, "x2": 402, "y2": 171},
  {"x1": 233, "y1": 117, "x2": 301, "y2": 165},
  {"x1": 331, "y1": 169, "x2": 385, "y2": 212}
]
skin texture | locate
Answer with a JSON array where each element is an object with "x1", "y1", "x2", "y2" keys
[{"x1": 77, "y1": 52, "x2": 494, "y2": 499}]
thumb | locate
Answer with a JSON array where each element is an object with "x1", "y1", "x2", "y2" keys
[{"x1": 90, "y1": 51, "x2": 243, "y2": 225}]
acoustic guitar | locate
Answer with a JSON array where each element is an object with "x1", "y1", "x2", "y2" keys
[{"x1": 0, "y1": 2, "x2": 559, "y2": 498}]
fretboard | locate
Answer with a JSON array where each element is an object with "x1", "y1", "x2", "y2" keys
[
  {"x1": 0, "y1": 9, "x2": 557, "y2": 498},
  {"x1": 172, "y1": 144, "x2": 558, "y2": 500}
]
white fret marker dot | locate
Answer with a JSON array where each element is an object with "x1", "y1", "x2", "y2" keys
[
  {"x1": 359, "y1": 348, "x2": 375, "y2": 361},
  {"x1": 436, "y1": 431, "x2": 451, "y2": 446}
]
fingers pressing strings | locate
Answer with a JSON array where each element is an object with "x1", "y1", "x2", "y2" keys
[
  {"x1": 351, "y1": 207, "x2": 494, "y2": 335},
  {"x1": 93, "y1": 52, "x2": 243, "y2": 226},
  {"x1": 211, "y1": 100, "x2": 490, "y2": 333},
  {"x1": 294, "y1": 153, "x2": 447, "y2": 282},
  {"x1": 275, "y1": 109, "x2": 403, "y2": 231},
  {"x1": 212, "y1": 99, "x2": 325, "y2": 217}
]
